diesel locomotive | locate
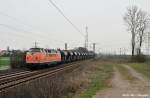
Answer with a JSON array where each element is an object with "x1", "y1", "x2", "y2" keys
[{"x1": 10, "y1": 47, "x2": 95, "y2": 69}]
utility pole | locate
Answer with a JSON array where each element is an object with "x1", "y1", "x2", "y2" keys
[
  {"x1": 65, "y1": 43, "x2": 68, "y2": 50},
  {"x1": 85, "y1": 26, "x2": 88, "y2": 50},
  {"x1": 120, "y1": 48, "x2": 122, "y2": 56},
  {"x1": 34, "y1": 41, "x2": 38, "y2": 48},
  {"x1": 93, "y1": 43, "x2": 96, "y2": 53},
  {"x1": 123, "y1": 48, "x2": 126, "y2": 55},
  {"x1": 92, "y1": 43, "x2": 96, "y2": 59},
  {"x1": 147, "y1": 32, "x2": 150, "y2": 55},
  {"x1": 7, "y1": 46, "x2": 10, "y2": 52}
]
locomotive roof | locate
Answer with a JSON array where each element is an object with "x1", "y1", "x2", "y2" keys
[
  {"x1": 30, "y1": 48, "x2": 56, "y2": 50},
  {"x1": 30, "y1": 48, "x2": 43, "y2": 49}
]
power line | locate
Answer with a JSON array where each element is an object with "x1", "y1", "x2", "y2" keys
[
  {"x1": 47, "y1": 0, "x2": 84, "y2": 37},
  {"x1": 0, "y1": 23, "x2": 63, "y2": 42},
  {"x1": 0, "y1": 2, "x2": 85, "y2": 48},
  {"x1": 0, "y1": 23, "x2": 52, "y2": 43},
  {"x1": 0, "y1": 23, "x2": 81, "y2": 49},
  {"x1": 0, "y1": 24, "x2": 39, "y2": 37},
  {"x1": 0, "y1": 11, "x2": 82, "y2": 47},
  {"x1": 0, "y1": 11, "x2": 67, "y2": 44},
  {"x1": 0, "y1": 11, "x2": 54, "y2": 40},
  {"x1": 0, "y1": 11, "x2": 31, "y2": 28}
]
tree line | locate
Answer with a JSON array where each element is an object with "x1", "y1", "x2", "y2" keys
[{"x1": 124, "y1": 6, "x2": 150, "y2": 61}]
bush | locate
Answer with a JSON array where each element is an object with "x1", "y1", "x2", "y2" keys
[
  {"x1": 130, "y1": 54, "x2": 147, "y2": 62},
  {"x1": 10, "y1": 52, "x2": 26, "y2": 69}
]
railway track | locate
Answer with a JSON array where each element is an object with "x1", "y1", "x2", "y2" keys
[
  {"x1": 0, "y1": 71, "x2": 31, "y2": 79},
  {"x1": 0, "y1": 61, "x2": 84, "y2": 92},
  {"x1": 0, "y1": 70, "x2": 27, "y2": 77}
]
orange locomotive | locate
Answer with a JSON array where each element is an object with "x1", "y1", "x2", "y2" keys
[{"x1": 26, "y1": 48, "x2": 61, "y2": 67}]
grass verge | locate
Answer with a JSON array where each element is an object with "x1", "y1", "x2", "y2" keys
[
  {"x1": 77, "y1": 61, "x2": 113, "y2": 98},
  {"x1": 0, "y1": 57, "x2": 10, "y2": 66},
  {"x1": 129, "y1": 63, "x2": 150, "y2": 78},
  {"x1": 0, "y1": 57, "x2": 10, "y2": 70},
  {"x1": 116, "y1": 64, "x2": 135, "y2": 81}
]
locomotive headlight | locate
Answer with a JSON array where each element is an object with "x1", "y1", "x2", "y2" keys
[
  {"x1": 26, "y1": 56, "x2": 29, "y2": 60},
  {"x1": 26, "y1": 55, "x2": 31, "y2": 63},
  {"x1": 34, "y1": 55, "x2": 40, "y2": 62},
  {"x1": 26, "y1": 52, "x2": 30, "y2": 55},
  {"x1": 35, "y1": 56, "x2": 39, "y2": 60}
]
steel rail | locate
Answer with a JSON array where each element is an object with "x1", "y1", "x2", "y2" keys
[{"x1": 0, "y1": 61, "x2": 84, "y2": 92}]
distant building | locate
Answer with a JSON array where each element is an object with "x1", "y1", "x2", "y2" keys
[
  {"x1": 0, "y1": 50, "x2": 7, "y2": 56},
  {"x1": 0, "y1": 46, "x2": 12, "y2": 56},
  {"x1": 0, "y1": 50, "x2": 11, "y2": 56}
]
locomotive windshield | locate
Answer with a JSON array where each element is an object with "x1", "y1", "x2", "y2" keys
[{"x1": 29, "y1": 48, "x2": 41, "y2": 53}]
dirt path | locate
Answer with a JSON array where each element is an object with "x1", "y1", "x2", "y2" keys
[{"x1": 92, "y1": 65, "x2": 150, "y2": 98}]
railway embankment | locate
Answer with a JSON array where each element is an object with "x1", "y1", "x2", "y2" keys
[{"x1": 0, "y1": 59, "x2": 114, "y2": 98}]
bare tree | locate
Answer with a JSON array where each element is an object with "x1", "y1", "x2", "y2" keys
[
  {"x1": 124, "y1": 6, "x2": 139, "y2": 56},
  {"x1": 124, "y1": 6, "x2": 150, "y2": 56},
  {"x1": 136, "y1": 10, "x2": 150, "y2": 55}
]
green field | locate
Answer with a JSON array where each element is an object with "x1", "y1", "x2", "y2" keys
[
  {"x1": 0, "y1": 57, "x2": 10, "y2": 70},
  {"x1": 129, "y1": 63, "x2": 150, "y2": 78}
]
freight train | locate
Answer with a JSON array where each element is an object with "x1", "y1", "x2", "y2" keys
[{"x1": 10, "y1": 47, "x2": 95, "y2": 69}]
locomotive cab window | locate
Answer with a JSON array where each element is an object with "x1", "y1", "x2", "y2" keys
[
  {"x1": 29, "y1": 48, "x2": 41, "y2": 53},
  {"x1": 51, "y1": 49, "x2": 56, "y2": 54},
  {"x1": 45, "y1": 49, "x2": 49, "y2": 53},
  {"x1": 42, "y1": 49, "x2": 47, "y2": 54},
  {"x1": 48, "y1": 50, "x2": 51, "y2": 53}
]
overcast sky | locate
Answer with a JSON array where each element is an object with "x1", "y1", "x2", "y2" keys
[{"x1": 0, "y1": 0, "x2": 150, "y2": 53}]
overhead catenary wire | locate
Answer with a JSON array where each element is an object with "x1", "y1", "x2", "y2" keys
[
  {"x1": 0, "y1": 11, "x2": 78, "y2": 47},
  {"x1": 47, "y1": 0, "x2": 85, "y2": 37},
  {"x1": 0, "y1": 24, "x2": 42, "y2": 38},
  {"x1": 0, "y1": 11, "x2": 55, "y2": 40},
  {"x1": 0, "y1": 1, "x2": 85, "y2": 48},
  {"x1": 0, "y1": 11, "x2": 32, "y2": 28},
  {"x1": 0, "y1": 20, "x2": 66, "y2": 45},
  {"x1": 0, "y1": 24, "x2": 70, "y2": 50},
  {"x1": 0, "y1": 23, "x2": 56, "y2": 45}
]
